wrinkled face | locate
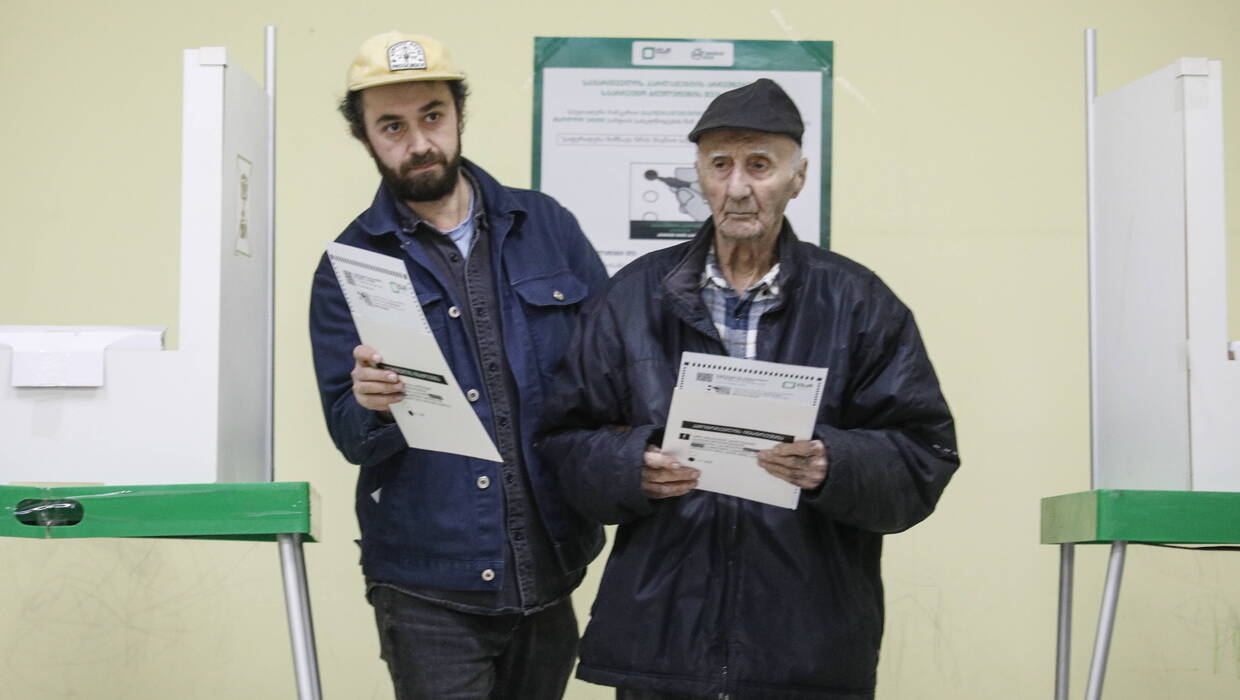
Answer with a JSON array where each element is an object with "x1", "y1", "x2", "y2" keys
[
  {"x1": 360, "y1": 80, "x2": 462, "y2": 202},
  {"x1": 695, "y1": 129, "x2": 807, "y2": 243}
]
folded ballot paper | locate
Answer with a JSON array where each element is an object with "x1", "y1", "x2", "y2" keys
[
  {"x1": 326, "y1": 243, "x2": 501, "y2": 462},
  {"x1": 660, "y1": 352, "x2": 827, "y2": 509}
]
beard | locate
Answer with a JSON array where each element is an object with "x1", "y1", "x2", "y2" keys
[{"x1": 373, "y1": 141, "x2": 464, "y2": 203}]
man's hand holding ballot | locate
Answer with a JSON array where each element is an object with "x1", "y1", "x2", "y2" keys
[
  {"x1": 349, "y1": 345, "x2": 403, "y2": 413},
  {"x1": 757, "y1": 438, "x2": 828, "y2": 491},
  {"x1": 639, "y1": 445, "x2": 699, "y2": 500},
  {"x1": 642, "y1": 411, "x2": 828, "y2": 501},
  {"x1": 659, "y1": 352, "x2": 830, "y2": 509},
  {"x1": 324, "y1": 241, "x2": 502, "y2": 463}
]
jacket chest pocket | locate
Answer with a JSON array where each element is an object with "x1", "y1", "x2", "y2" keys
[
  {"x1": 412, "y1": 287, "x2": 448, "y2": 337},
  {"x1": 510, "y1": 269, "x2": 588, "y2": 379}
]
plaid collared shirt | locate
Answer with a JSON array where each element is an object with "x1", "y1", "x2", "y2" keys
[{"x1": 700, "y1": 247, "x2": 781, "y2": 359}]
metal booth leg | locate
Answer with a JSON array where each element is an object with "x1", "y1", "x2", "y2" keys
[
  {"x1": 278, "y1": 533, "x2": 323, "y2": 700},
  {"x1": 1055, "y1": 543, "x2": 1074, "y2": 700},
  {"x1": 1084, "y1": 541, "x2": 1127, "y2": 700}
]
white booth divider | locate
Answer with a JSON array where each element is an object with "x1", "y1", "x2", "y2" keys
[
  {"x1": 1091, "y1": 58, "x2": 1240, "y2": 491},
  {"x1": 0, "y1": 47, "x2": 273, "y2": 485}
]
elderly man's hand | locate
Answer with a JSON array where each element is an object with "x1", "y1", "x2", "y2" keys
[
  {"x1": 641, "y1": 445, "x2": 700, "y2": 499},
  {"x1": 350, "y1": 344, "x2": 406, "y2": 413},
  {"x1": 758, "y1": 440, "x2": 828, "y2": 490}
]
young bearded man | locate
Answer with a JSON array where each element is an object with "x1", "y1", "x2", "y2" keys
[{"x1": 309, "y1": 32, "x2": 607, "y2": 700}]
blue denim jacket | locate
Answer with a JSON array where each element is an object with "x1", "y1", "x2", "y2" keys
[{"x1": 309, "y1": 160, "x2": 608, "y2": 592}]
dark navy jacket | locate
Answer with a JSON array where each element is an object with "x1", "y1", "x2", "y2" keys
[
  {"x1": 310, "y1": 160, "x2": 608, "y2": 592},
  {"x1": 537, "y1": 221, "x2": 959, "y2": 699}
]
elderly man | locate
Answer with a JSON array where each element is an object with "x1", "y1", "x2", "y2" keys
[
  {"x1": 538, "y1": 78, "x2": 959, "y2": 699},
  {"x1": 309, "y1": 32, "x2": 607, "y2": 699}
]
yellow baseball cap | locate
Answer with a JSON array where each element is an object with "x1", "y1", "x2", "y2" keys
[{"x1": 346, "y1": 31, "x2": 465, "y2": 92}]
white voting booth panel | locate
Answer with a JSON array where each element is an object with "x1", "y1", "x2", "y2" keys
[
  {"x1": 0, "y1": 48, "x2": 272, "y2": 485},
  {"x1": 1091, "y1": 58, "x2": 1240, "y2": 491}
]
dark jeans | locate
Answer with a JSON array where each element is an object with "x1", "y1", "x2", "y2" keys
[{"x1": 368, "y1": 585, "x2": 578, "y2": 700}]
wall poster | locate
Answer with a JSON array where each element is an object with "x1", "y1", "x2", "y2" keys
[{"x1": 533, "y1": 37, "x2": 833, "y2": 274}]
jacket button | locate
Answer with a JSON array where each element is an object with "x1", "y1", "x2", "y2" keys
[
  {"x1": 481, "y1": 569, "x2": 495, "y2": 582},
  {"x1": 466, "y1": 389, "x2": 480, "y2": 402},
  {"x1": 552, "y1": 290, "x2": 565, "y2": 301},
  {"x1": 448, "y1": 306, "x2": 461, "y2": 318},
  {"x1": 476, "y1": 475, "x2": 491, "y2": 489}
]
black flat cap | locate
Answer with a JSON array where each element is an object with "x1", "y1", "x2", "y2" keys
[{"x1": 688, "y1": 78, "x2": 804, "y2": 144}]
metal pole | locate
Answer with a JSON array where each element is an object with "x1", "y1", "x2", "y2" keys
[
  {"x1": 264, "y1": 25, "x2": 277, "y2": 481},
  {"x1": 1085, "y1": 28, "x2": 1099, "y2": 488},
  {"x1": 278, "y1": 533, "x2": 322, "y2": 699},
  {"x1": 1084, "y1": 541, "x2": 1126, "y2": 700},
  {"x1": 1055, "y1": 543, "x2": 1074, "y2": 700}
]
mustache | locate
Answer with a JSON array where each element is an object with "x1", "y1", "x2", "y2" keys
[{"x1": 400, "y1": 151, "x2": 448, "y2": 176}]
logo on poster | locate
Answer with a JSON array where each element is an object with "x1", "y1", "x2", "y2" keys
[
  {"x1": 631, "y1": 41, "x2": 734, "y2": 67},
  {"x1": 690, "y1": 47, "x2": 728, "y2": 62}
]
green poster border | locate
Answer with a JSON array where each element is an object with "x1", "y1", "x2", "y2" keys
[{"x1": 532, "y1": 37, "x2": 833, "y2": 249}]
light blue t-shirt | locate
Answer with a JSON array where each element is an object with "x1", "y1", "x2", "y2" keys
[{"x1": 439, "y1": 187, "x2": 477, "y2": 258}]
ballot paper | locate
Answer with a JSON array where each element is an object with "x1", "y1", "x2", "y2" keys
[
  {"x1": 326, "y1": 243, "x2": 501, "y2": 462},
  {"x1": 660, "y1": 352, "x2": 828, "y2": 509}
]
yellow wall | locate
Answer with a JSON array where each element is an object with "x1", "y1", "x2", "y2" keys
[{"x1": 3, "y1": 0, "x2": 1240, "y2": 697}]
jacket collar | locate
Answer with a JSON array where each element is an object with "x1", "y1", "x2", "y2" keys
[
  {"x1": 660, "y1": 217, "x2": 805, "y2": 327},
  {"x1": 354, "y1": 158, "x2": 526, "y2": 239}
]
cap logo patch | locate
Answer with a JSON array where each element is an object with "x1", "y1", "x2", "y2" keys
[{"x1": 388, "y1": 41, "x2": 427, "y2": 71}]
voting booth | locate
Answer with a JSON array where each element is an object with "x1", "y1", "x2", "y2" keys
[
  {"x1": 0, "y1": 34, "x2": 322, "y2": 700},
  {"x1": 1089, "y1": 56, "x2": 1240, "y2": 492},
  {"x1": 1043, "y1": 34, "x2": 1240, "y2": 700},
  {"x1": 0, "y1": 46, "x2": 273, "y2": 486}
]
